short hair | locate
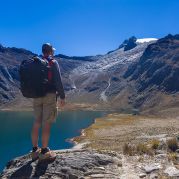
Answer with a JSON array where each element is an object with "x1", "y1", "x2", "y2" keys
[{"x1": 42, "y1": 43, "x2": 53, "y2": 54}]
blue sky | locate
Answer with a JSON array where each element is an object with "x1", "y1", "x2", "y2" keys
[{"x1": 0, "y1": 0, "x2": 178, "y2": 56}]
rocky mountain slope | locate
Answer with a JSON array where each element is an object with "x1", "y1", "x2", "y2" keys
[
  {"x1": 0, "y1": 45, "x2": 34, "y2": 104},
  {"x1": 0, "y1": 35, "x2": 178, "y2": 114},
  {"x1": 124, "y1": 34, "x2": 179, "y2": 93},
  {"x1": 0, "y1": 45, "x2": 91, "y2": 108},
  {"x1": 59, "y1": 37, "x2": 157, "y2": 109},
  {"x1": 123, "y1": 34, "x2": 179, "y2": 114}
]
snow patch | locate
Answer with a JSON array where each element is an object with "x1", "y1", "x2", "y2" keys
[{"x1": 136, "y1": 38, "x2": 158, "y2": 44}]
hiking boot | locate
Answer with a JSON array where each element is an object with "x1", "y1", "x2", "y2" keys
[
  {"x1": 39, "y1": 147, "x2": 56, "y2": 161},
  {"x1": 31, "y1": 147, "x2": 41, "y2": 161}
]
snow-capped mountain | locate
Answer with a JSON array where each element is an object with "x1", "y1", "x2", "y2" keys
[
  {"x1": 0, "y1": 35, "x2": 179, "y2": 115},
  {"x1": 61, "y1": 36, "x2": 156, "y2": 106}
]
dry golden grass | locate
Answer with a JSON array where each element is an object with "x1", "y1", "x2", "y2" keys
[
  {"x1": 168, "y1": 152, "x2": 177, "y2": 162},
  {"x1": 122, "y1": 143, "x2": 136, "y2": 156},
  {"x1": 74, "y1": 114, "x2": 139, "y2": 150},
  {"x1": 122, "y1": 142, "x2": 154, "y2": 156},
  {"x1": 150, "y1": 139, "x2": 160, "y2": 150},
  {"x1": 73, "y1": 113, "x2": 179, "y2": 154},
  {"x1": 158, "y1": 176, "x2": 169, "y2": 179},
  {"x1": 136, "y1": 143, "x2": 154, "y2": 156}
]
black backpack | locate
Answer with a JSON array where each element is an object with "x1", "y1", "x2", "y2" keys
[{"x1": 19, "y1": 56, "x2": 49, "y2": 98}]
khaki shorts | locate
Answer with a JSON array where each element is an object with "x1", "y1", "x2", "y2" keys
[{"x1": 33, "y1": 93, "x2": 58, "y2": 125}]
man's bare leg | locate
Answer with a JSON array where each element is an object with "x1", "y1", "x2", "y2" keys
[
  {"x1": 31, "y1": 120, "x2": 41, "y2": 147},
  {"x1": 42, "y1": 122, "x2": 51, "y2": 148},
  {"x1": 40, "y1": 121, "x2": 56, "y2": 159}
]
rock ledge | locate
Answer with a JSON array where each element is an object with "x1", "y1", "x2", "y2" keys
[{"x1": 0, "y1": 149, "x2": 122, "y2": 179}]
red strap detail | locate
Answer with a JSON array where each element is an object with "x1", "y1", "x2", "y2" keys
[
  {"x1": 42, "y1": 56, "x2": 54, "y2": 82},
  {"x1": 48, "y1": 60, "x2": 54, "y2": 81}
]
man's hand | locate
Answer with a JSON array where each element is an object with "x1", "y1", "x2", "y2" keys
[{"x1": 59, "y1": 99, "x2": 65, "y2": 107}]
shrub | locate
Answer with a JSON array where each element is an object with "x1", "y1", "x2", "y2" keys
[
  {"x1": 122, "y1": 143, "x2": 136, "y2": 156},
  {"x1": 150, "y1": 139, "x2": 160, "y2": 150},
  {"x1": 167, "y1": 138, "x2": 178, "y2": 152},
  {"x1": 168, "y1": 152, "x2": 177, "y2": 162},
  {"x1": 136, "y1": 143, "x2": 153, "y2": 155}
]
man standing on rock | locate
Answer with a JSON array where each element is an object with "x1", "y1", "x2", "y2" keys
[{"x1": 31, "y1": 43, "x2": 65, "y2": 161}]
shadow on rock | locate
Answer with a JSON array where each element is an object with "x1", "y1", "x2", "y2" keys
[
  {"x1": 10, "y1": 161, "x2": 33, "y2": 179},
  {"x1": 33, "y1": 159, "x2": 55, "y2": 178}
]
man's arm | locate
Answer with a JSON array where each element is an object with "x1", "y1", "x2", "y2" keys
[{"x1": 52, "y1": 60, "x2": 65, "y2": 100}]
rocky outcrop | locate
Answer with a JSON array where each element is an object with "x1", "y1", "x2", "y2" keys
[
  {"x1": 107, "y1": 36, "x2": 138, "y2": 54},
  {"x1": 119, "y1": 36, "x2": 137, "y2": 51},
  {"x1": 0, "y1": 149, "x2": 122, "y2": 179},
  {"x1": 2, "y1": 144, "x2": 179, "y2": 178}
]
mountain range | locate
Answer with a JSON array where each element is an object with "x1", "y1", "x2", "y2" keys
[{"x1": 0, "y1": 34, "x2": 179, "y2": 116}]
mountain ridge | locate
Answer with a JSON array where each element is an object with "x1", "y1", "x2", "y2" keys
[{"x1": 0, "y1": 34, "x2": 178, "y2": 116}]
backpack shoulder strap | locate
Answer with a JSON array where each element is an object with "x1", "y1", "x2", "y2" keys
[
  {"x1": 48, "y1": 58, "x2": 55, "y2": 81},
  {"x1": 32, "y1": 56, "x2": 41, "y2": 61},
  {"x1": 48, "y1": 59, "x2": 55, "y2": 66}
]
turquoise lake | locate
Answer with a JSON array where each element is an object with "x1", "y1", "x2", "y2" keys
[{"x1": 0, "y1": 111, "x2": 107, "y2": 171}]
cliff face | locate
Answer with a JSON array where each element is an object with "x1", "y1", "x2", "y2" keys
[
  {"x1": 124, "y1": 34, "x2": 179, "y2": 93},
  {"x1": 121, "y1": 34, "x2": 179, "y2": 114}
]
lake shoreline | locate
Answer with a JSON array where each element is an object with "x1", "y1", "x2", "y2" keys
[
  {"x1": 72, "y1": 113, "x2": 179, "y2": 151},
  {"x1": 2, "y1": 112, "x2": 179, "y2": 177},
  {"x1": 0, "y1": 101, "x2": 117, "y2": 112}
]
